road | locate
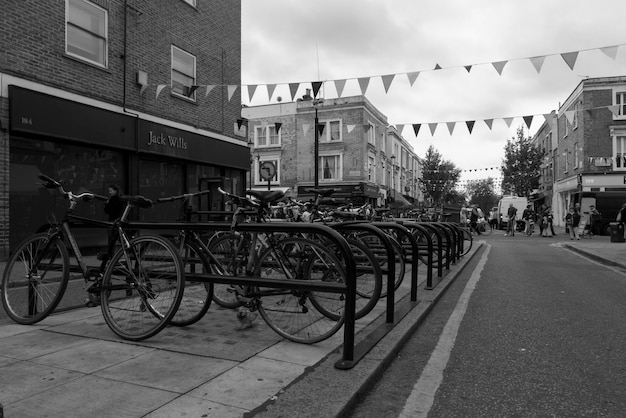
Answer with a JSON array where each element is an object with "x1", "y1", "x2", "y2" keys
[{"x1": 346, "y1": 232, "x2": 626, "y2": 417}]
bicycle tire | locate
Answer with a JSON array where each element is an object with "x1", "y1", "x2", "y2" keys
[
  {"x1": 206, "y1": 233, "x2": 248, "y2": 309},
  {"x1": 1, "y1": 233, "x2": 70, "y2": 325},
  {"x1": 254, "y1": 237, "x2": 345, "y2": 344},
  {"x1": 170, "y1": 239, "x2": 213, "y2": 327},
  {"x1": 100, "y1": 235, "x2": 185, "y2": 341}
]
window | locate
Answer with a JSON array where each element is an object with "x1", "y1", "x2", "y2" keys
[
  {"x1": 574, "y1": 143, "x2": 579, "y2": 169},
  {"x1": 171, "y1": 46, "x2": 196, "y2": 100},
  {"x1": 255, "y1": 125, "x2": 281, "y2": 147},
  {"x1": 613, "y1": 132, "x2": 626, "y2": 171},
  {"x1": 319, "y1": 120, "x2": 342, "y2": 142},
  {"x1": 66, "y1": 0, "x2": 108, "y2": 67},
  {"x1": 614, "y1": 91, "x2": 626, "y2": 120},
  {"x1": 573, "y1": 102, "x2": 580, "y2": 129},
  {"x1": 368, "y1": 155, "x2": 376, "y2": 181},
  {"x1": 367, "y1": 123, "x2": 375, "y2": 145},
  {"x1": 255, "y1": 158, "x2": 280, "y2": 184},
  {"x1": 319, "y1": 154, "x2": 342, "y2": 181},
  {"x1": 563, "y1": 115, "x2": 569, "y2": 137}
]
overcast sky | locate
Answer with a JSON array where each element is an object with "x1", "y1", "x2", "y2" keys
[{"x1": 241, "y1": 0, "x2": 626, "y2": 187}]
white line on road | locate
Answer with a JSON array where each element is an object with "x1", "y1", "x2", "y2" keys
[{"x1": 399, "y1": 244, "x2": 491, "y2": 418}]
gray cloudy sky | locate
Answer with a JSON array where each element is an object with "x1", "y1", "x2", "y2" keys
[{"x1": 241, "y1": 0, "x2": 626, "y2": 185}]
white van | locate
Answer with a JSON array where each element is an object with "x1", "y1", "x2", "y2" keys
[{"x1": 497, "y1": 196, "x2": 528, "y2": 230}]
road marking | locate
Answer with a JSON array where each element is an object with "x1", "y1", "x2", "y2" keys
[{"x1": 399, "y1": 244, "x2": 491, "y2": 418}]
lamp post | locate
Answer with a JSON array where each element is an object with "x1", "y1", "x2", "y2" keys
[
  {"x1": 313, "y1": 99, "x2": 323, "y2": 188},
  {"x1": 390, "y1": 155, "x2": 396, "y2": 201}
]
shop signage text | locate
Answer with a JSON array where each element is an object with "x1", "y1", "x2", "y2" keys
[{"x1": 148, "y1": 131, "x2": 188, "y2": 149}]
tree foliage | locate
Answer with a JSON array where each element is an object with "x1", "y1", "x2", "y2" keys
[
  {"x1": 466, "y1": 178, "x2": 498, "y2": 211},
  {"x1": 419, "y1": 145, "x2": 461, "y2": 206},
  {"x1": 501, "y1": 126, "x2": 543, "y2": 197}
]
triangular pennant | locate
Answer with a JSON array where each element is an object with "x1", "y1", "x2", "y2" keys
[
  {"x1": 434, "y1": 64, "x2": 442, "y2": 70},
  {"x1": 302, "y1": 123, "x2": 310, "y2": 135},
  {"x1": 464, "y1": 65, "x2": 472, "y2": 73},
  {"x1": 428, "y1": 123, "x2": 438, "y2": 135},
  {"x1": 363, "y1": 124, "x2": 371, "y2": 133},
  {"x1": 406, "y1": 72, "x2": 420, "y2": 86},
  {"x1": 156, "y1": 84, "x2": 167, "y2": 99},
  {"x1": 484, "y1": 119, "x2": 493, "y2": 130},
  {"x1": 266, "y1": 84, "x2": 277, "y2": 101},
  {"x1": 607, "y1": 104, "x2": 621, "y2": 117},
  {"x1": 560, "y1": 51, "x2": 579, "y2": 70},
  {"x1": 236, "y1": 119, "x2": 245, "y2": 129},
  {"x1": 186, "y1": 85, "x2": 199, "y2": 97},
  {"x1": 466, "y1": 120, "x2": 475, "y2": 134},
  {"x1": 445, "y1": 122, "x2": 455, "y2": 135},
  {"x1": 395, "y1": 124, "x2": 404, "y2": 134},
  {"x1": 503, "y1": 117, "x2": 514, "y2": 127},
  {"x1": 523, "y1": 115, "x2": 534, "y2": 129},
  {"x1": 358, "y1": 77, "x2": 370, "y2": 95},
  {"x1": 205, "y1": 85, "x2": 216, "y2": 97},
  {"x1": 316, "y1": 123, "x2": 325, "y2": 136},
  {"x1": 275, "y1": 122, "x2": 282, "y2": 133},
  {"x1": 288, "y1": 83, "x2": 300, "y2": 101},
  {"x1": 492, "y1": 60, "x2": 508, "y2": 75},
  {"x1": 227, "y1": 85, "x2": 237, "y2": 101},
  {"x1": 543, "y1": 113, "x2": 553, "y2": 128},
  {"x1": 564, "y1": 110, "x2": 576, "y2": 124},
  {"x1": 139, "y1": 84, "x2": 149, "y2": 95},
  {"x1": 346, "y1": 124, "x2": 355, "y2": 133},
  {"x1": 247, "y1": 84, "x2": 258, "y2": 102},
  {"x1": 412, "y1": 123, "x2": 421, "y2": 136},
  {"x1": 311, "y1": 81, "x2": 323, "y2": 98},
  {"x1": 334, "y1": 79, "x2": 346, "y2": 98},
  {"x1": 529, "y1": 56, "x2": 546, "y2": 73},
  {"x1": 600, "y1": 45, "x2": 619, "y2": 60},
  {"x1": 382, "y1": 74, "x2": 395, "y2": 93}
]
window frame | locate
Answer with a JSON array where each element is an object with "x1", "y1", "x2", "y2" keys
[
  {"x1": 171, "y1": 45, "x2": 197, "y2": 101},
  {"x1": 613, "y1": 90, "x2": 626, "y2": 120},
  {"x1": 366, "y1": 122, "x2": 376, "y2": 145},
  {"x1": 254, "y1": 125, "x2": 281, "y2": 148},
  {"x1": 319, "y1": 119, "x2": 342, "y2": 142},
  {"x1": 65, "y1": 0, "x2": 108, "y2": 68},
  {"x1": 612, "y1": 131, "x2": 626, "y2": 171},
  {"x1": 318, "y1": 152, "x2": 343, "y2": 182}
]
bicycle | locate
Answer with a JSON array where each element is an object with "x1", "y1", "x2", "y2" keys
[
  {"x1": 1, "y1": 174, "x2": 185, "y2": 341},
  {"x1": 470, "y1": 218, "x2": 492, "y2": 236}
]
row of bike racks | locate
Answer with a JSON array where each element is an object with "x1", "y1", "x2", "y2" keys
[{"x1": 120, "y1": 218, "x2": 466, "y2": 370}]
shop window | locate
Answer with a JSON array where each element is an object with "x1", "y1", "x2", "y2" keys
[
  {"x1": 319, "y1": 154, "x2": 342, "y2": 181},
  {"x1": 139, "y1": 160, "x2": 184, "y2": 221},
  {"x1": 66, "y1": 0, "x2": 108, "y2": 67},
  {"x1": 171, "y1": 46, "x2": 197, "y2": 100}
]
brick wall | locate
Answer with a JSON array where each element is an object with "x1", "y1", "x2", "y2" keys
[{"x1": 0, "y1": 97, "x2": 8, "y2": 258}]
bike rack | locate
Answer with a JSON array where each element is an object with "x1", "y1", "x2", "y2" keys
[{"x1": 128, "y1": 221, "x2": 359, "y2": 370}]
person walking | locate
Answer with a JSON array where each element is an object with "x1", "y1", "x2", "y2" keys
[
  {"x1": 522, "y1": 204, "x2": 535, "y2": 236},
  {"x1": 505, "y1": 203, "x2": 517, "y2": 237},
  {"x1": 565, "y1": 207, "x2": 580, "y2": 240},
  {"x1": 588, "y1": 204, "x2": 601, "y2": 236},
  {"x1": 469, "y1": 205, "x2": 481, "y2": 235},
  {"x1": 546, "y1": 208, "x2": 556, "y2": 236}
]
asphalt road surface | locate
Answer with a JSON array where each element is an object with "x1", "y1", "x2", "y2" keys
[{"x1": 346, "y1": 232, "x2": 626, "y2": 417}]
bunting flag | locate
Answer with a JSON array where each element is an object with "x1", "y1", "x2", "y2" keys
[
  {"x1": 358, "y1": 77, "x2": 370, "y2": 95},
  {"x1": 503, "y1": 117, "x2": 514, "y2": 127},
  {"x1": 492, "y1": 60, "x2": 508, "y2": 75},
  {"x1": 446, "y1": 121, "x2": 456, "y2": 135},
  {"x1": 407, "y1": 72, "x2": 420, "y2": 86},
  {"x1": 412, "y1": 123, "x2": 421, "y2": 136},
  {"x1": 316, "y1": 123, "x2": 325, "y2": 136},
  {"x1": 484, "y1": 119, "x2": 494, "y2": 130},
  {"x1": 247, "y1": 84, "x2": 258, "y2": 101},
  {"x1": 363, "y1": 124, "x2": 371, "y2": 133},
  {"x1": 139, "y1": 83, "x2": 149, "y2": 95},
  {"x1": 334, "y1": 79, "x2": 347, "y2": 98},
  {"x1": 346, "y1": 124, "x2": 355, "y2": 133},
  {"x1": 236, "y1": 118, "x2": 246, "y2": 129},
  {"x1": 205, "y1": 85, "x2": 216, "y2": 97},
  {"x1": 529, "y1": 56, "x2": 546, "y2": 73},
  {"x1": 395, "y1": 124, "x2": 404, "y2": 134},
  {"x1": 311, "y1": 81, "x2": 323, "y2": 98},
  {"x1": 434, "y1": 64, "x2": 442, "y2": 70},
  {"x1": 600, "y1": 45, "x2": 619, "y2": 60},
  {"x1": 523, "y1": 115, "x2": 534, "y2": 129},
  {"x1": 607, "y1": 105, "x2": 620, "y2": 117},
  {"x1": 275, "y1": 122, "x2": 282, "y2": 133},
  {"x1": 466, "y1": 120, "x2": 475, "y2": 134},
  {"x1": 156, "y1": 84, "x2": 167, "y2": 99},
  {"x1": 543, "y1": 113, "x2": 554, "y2": 128},
  {"x1": 227, "y1": 85, "x2": 238, "y2": 101},
  {"x1": 382, "y1": 74, "x2": 395, "y2": 93},
  {"x1": 186, "y1": 85, "x2": 199, "y2": 97},
  {"x1": 564, "y1": 109, "x2": 576, "y2": 124},
  {"x1": 560, "y1": 51, "x2": 579, "y2": 70},
  {"x1": 288, "y1": 83, "x2": 299, "y2": 101},
  {"x1": 464, "y1": 65, "x2": 472, "y2": 73},
  {"x1": 267, "y1": 84, "x2": 277, "y2": 101},
  {"x1": 302, "y1": 123, "x2": 310, "y2": 136},
  {"x1": 429, "y1": 123, "x2": 438, "y2": 135}
]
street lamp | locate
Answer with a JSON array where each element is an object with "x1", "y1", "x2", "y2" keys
[
  {"x1": 313, "y1": 99, "x2": 324, "y2": 188},
  {"x1": 390, "y1": 155, "x2": 396, "y2": 201}
]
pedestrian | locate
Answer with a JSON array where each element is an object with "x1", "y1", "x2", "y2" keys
[
  {"x1": 546, "y1": 208, "x2": 556, "y2": 236},
  {"x1": 565, "y1": 206, "x2": 580, "y2": 240},
  {"x1": 104, "y1": 184, "x2": 125, "y2": 221},
  {"x1": 469, "y1": 205, "x2": 481, "y2": 234},
  {"x1": 504, "y1": 203, "x2": 517, "y2": 236},
  {"x1": 588, "y1": 204, "x2": 601, "y2": 236},
  {"x1": 522, "y1": 204, "x2": 535, "y2": 236},
  {"x1": 459, "y1": 207, "x2": 467, "y2": 227},
  {"x1": 488, "y1": 208, "x2": 498, "y2": 230}
]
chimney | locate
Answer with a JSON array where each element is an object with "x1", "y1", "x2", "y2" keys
[{"x1": 302, "y1": 89, "x2": 313, "y2": 101}]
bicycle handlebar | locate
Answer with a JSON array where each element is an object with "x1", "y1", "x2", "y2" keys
[
  {"x1": 39, "y1": 173, "x2": 109, "y2": 203},
  {"x1": 156, "y1": 189, "x2": 212, "y2": 203},
  {"x1": 217, "y1": 187, "x2": 259, "y2": 208}
]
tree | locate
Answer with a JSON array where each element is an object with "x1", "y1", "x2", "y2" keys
[
  {"x1": 501, "y1": 126, "x2": 543, "y2": 197},
  {"x1": 466, "y1": 178, "x2": 498, "y2": 211},
  {"x1": 419, "y1": 145, "x2": 461, "y2": 207}
]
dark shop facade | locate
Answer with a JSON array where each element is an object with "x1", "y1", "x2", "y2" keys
[{"x1": 6, "y1": 85, "x2": 250, "y2": 252}]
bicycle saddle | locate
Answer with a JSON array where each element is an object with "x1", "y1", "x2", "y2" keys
[
  {"x1": 246, "y1": 190, "x2": 285, "y2": 204},
  {"x1": 121, "y1": 195, "x2": 153, "y2": 208}
]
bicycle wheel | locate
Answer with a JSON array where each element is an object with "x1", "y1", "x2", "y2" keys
[
  {"x1": 480, "y1": 222, "x2": 493, "y2": 236},
  {"x1": 254, "y1": 237, "x2": 345, "y2": 344},
  {"x1": 1, "y1": 233, "x2": 69, "y2": 324},
  {"x1": 170, "y1": 240, "x2": 213, "y2": 327},
  {"x1": 100, "y1": 235, "x2": 185, "y2": 341},
  {"x1": 206, "y1": 233, "x2": 248, "y2": 309}
]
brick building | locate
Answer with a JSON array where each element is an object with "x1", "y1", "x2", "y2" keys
[
  {"x1": 533, "y1": 75, "x2": 626, "y2": 228},
  {"x1": 242, "y1": 92, "x2": 422, "y2": 207},
  {"x1": 0, "y1": 0, "x2": 248, "y2": 255}
]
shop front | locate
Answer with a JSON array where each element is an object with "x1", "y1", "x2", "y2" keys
[
  {"x1": 296, "y1": 182, "x2": 379, "y2": 205},
  {"x1": 7, "y1": 85, "x2": 250, "y2": 250}
]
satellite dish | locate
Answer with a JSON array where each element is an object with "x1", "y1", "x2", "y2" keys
[{"x1": 277, "y1": 96, "x2": 282, "y2": 102}]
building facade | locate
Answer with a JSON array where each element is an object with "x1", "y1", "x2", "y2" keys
[
  {"x1": 533, "y1": 76, "x2": 626, "y2": 226},
  {"x1": 1, "y1": 0, "x2": 248, "y2": 255},
  {"x1": 242, "y1": 93, "x2": 422, "y2": 208}
]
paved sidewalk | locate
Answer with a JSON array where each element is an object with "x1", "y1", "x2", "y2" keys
[{"x1": 0, "y1": 233, "x2": 623, "y2": 417}]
